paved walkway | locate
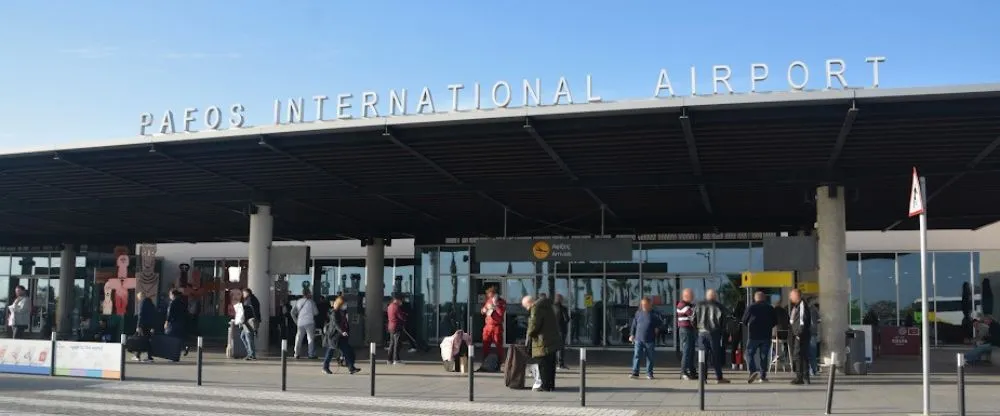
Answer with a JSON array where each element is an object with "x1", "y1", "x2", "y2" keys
[{"x1": 1, "y1": 349, "x2": 997, "y2": 415}]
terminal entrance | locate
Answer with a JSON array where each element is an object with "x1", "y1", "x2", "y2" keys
[{"x1": 469, "y1": 269, "x2": 723, "y2": 349}]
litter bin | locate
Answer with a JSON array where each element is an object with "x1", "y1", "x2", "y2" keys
[{"x1": 844, "y1": 330, "x2": 868, "y2": 375}]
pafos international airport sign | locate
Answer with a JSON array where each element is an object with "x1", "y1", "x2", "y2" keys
[{"x1": 139, "y1": 56, "x2": 886, "y2": 136}]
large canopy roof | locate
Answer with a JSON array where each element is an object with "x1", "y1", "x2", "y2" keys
[{"x1": 1, "y1": 84, "x2": 999, "y2": 245}]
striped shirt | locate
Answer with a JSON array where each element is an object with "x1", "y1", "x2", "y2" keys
[{"x1": 676, "y1": 300, "x2": 694, "y2": 328}]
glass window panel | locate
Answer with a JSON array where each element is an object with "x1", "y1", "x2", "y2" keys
[
  {"x1": 750, "y1": 242, "x2": 764, "y2": 271},
  {"x1": 440, "y1": 247, "x2": 471, "y2": 276},
  {"x1": 861, "y1": 253, "x2": 898, "y2": 325},
  {"x1": 640, "y1": 277, "x2": 676, "y2": 347},
  {"x1": 0, "y1": 255, "x2": 10, "y2": 275},
  {"x1": 932, "y1": 252, "x2": 971, "y2": 329},
  {"x1": 394, "y1": 258, "x2": 415, "y2": 295},
  {"x1": 286, "y1": 273, "x2": 312, "y2": 296},
  {"x1": 714, "y1": 242, "x2": 752, "y2": 273},
  {"x1": 340, "y1": 258, "x2": 366, "y2": 292},
  {"x1": 568, "y1": 275, "x2": 603, "y2": 346},
  {"x1": 605, "y1": 276, "x2": 639, "y2": 347},
  {"x1": 643, "y1": 243, "x2": 712, "y2": 273},
  {"x1": 0, "y1": 275, "x2": 8, "y2": 333},
  {"x1": 847, "y1": 253, "x2": 862, "y2": 325},
  {"x1": 437, "y1": 274, "x2": 468, "y2": 336},
  {"x1": 975, "y1": 250, "x2": 999, "y2": 317},
  {"x1": 382, "y1": 259, "x2": 395, "y2": 297},
  {"x1": 898, "y1": 252, "x2": 931, "y2": 326},
  {"x1": 417, "y1": 248, "x2": 438, "y2": 340}
]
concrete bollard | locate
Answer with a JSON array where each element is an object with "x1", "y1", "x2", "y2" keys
[
  {"x1": 49, "y1": 332, "x2": 57, "y2": 377},
  {"x1": 119, "y1": 334, "x2": 127, "y2": 381}
]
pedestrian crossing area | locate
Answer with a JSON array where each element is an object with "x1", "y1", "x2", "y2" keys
[{"x1": 0, "y1": 381, "x2": 639, "y2": 416}]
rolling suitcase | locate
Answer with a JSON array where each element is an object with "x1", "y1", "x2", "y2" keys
[
  {"x1": 150, "y1": 334, "x2": 184, "y2": 362},
  {"x1": 503, "y1": 345, "x2": 528, "y2": 389},
  {"x1": 227, "y1": 323, "x2": 247, "y2": 359}
]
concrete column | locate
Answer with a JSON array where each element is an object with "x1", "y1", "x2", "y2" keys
[
  {"x1": 816, "y1": 185, "x2": 848, "y2": 365},
  {"x1": 365, "y1": 238, "x2": 385, "y2": 346},
  {"x1": 56, "y1": 244, "x2": 76, "y2": 340},
  {"x1": 248, "y1": 204, "x2": 273, "y2": 354}
]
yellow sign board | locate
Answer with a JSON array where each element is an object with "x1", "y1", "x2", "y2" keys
[
  {"x1": 797, "y1": 282, "x2": 819, "y2": 294},
  {"x1": 583, "y1": 294, "x2": 594, "y2": 308},
  {"x1": 741, "y1": 271, "x2": 795, "y2": 288}
]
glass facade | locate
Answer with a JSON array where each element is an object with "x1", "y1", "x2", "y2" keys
[
  {"x1": 416, "y1": 242, "x2": 759, "y2": 347},
  {"x1": 0, "y1": 251, "x2": 92, "y2": 338},
  {"x1": 849, "y1": 250, "x2": 993, "y2": 344}
]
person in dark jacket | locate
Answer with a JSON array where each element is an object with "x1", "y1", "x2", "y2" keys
[
  {"x1": 134, "y1": 292, "x2": 157, "y2": 361},
  {"x1": 322, "y1": 296, "x2": 361, "y2": 374},
  {"x1": 553, "y1": 294, "x2": 570, "y2": 369},
  {"x1": 695, "y1": 289, "x2": 730, "y2": 384},
  {"x1": 165, "y1": 289, "x2": 187, "y2": 341},
  {"x1": 788, "y1": 289, "x2": 812, "y2": 385},
  {"x1": 386, "y1": 294, "x2": 407, "y2": 365},
  {"x1": 242, "y1": 288, "x2": 262, "y2": 327},
  {"x1": 524, "y1": 295, "x2": 563, "y2": 392},
  {"x1": 742, "y1": 291, "x2": 775, "y2": 383},
  {"x1": 629, "y1": 297, "x2": 662, "y2": 379}
]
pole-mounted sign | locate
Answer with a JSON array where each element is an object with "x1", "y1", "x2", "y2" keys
[{"x1": 909, "y1": 167, "x2": 931, "y2": 416}]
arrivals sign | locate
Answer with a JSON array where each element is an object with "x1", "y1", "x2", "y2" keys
[
  {"x1": 140, "y1": 56, "x2": 887, "y2": 136},
  {"x1": 474, "y1": 238, "x2": 633, "y2": 262}
]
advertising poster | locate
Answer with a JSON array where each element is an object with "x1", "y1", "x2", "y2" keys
[
  {"x1": 0, "y1": 339, "x2": 52, "y2": 375},
  {"x1": 53, "y1": 341, "x2": 122, "y2": 380}
]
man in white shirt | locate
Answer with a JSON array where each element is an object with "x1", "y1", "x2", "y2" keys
[
  {"x1": 292, "y1": 288, "x2": 318, "y2": 359},
  {"x1": 231, "y1": 291, "x2": 256, "y2": 360},
  {"x1": 7, "y1": 285, "x2": 29, "y2": 339}
]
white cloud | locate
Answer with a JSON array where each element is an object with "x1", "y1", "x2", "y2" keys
[
  {"x1": 59, "y1": 46, "x2": 118, "y2": 59},
  {"x1": 162, "y1": 52, "x2": 242, "y2": 60}
]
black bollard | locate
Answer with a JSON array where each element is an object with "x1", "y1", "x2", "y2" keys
[
  {"x1": 468, "y1": 344, "x2": 474, "y2": 402},
  {"x1": 280, "y1": 339, "x2": 287, "y2": 391},
  {"x1": 698, "y1": 349, "x2": 706, "y2": 411},
  {"x1": 196, "y1": 336, "x2": 203, "y2": 386},
  {"x1": 825, "y1": 352, "x2": 837, "y2": 415},
  {"x1": 580, "y1": 348, "x2": 587, "y2": 407},
  {"x1": 957, "y1": 353, "x2": 966, "y2": 416},
  {"x1": 49, "y1": 332, "x2": 57, "y2": 377},
  {"x1": 369, "y1": 343, "x2": 376, "y2": 397}
]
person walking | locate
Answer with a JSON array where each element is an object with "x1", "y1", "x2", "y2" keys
[
  {"x1": 524, "y1": 295, "x2": 562, "y2": 392},
  {"x1": 553, "y1": 294, "x2": 570, "y2": 370},
  {"x1": 629, "y1": 297, "x2": 661, "y2": 380},
  {"x1": 743, "y1": 291, "x2": 775, "y2": 383},
  {"x1": 676, "y1": 288, "x2": 697, "y2": 380},
  {"x1": 232, "y1": 291, "x2": 259, "y2": 360},
  {"x1": 165, "y1": 290, "x2": 187, "y2": 341},
  {"x1": 789, "y1": 289, "x2": 813, "y2": 385},
  {"x1": 6, "y1": 285, "x2": 29, "y2": 339},
  {"x1": 134, "y1": 292, "x2": 157, "y2": 362},
  {"x1": 292, "y1": 288, "x2": 319, "y2": 359},
  {"x1": 386, "y1": 294, "x2": 407, "y2": 365},
  {"x1": 695, "y1": 289, "x2": 730, "y2": 384},
  {"x1": 323, "y1": 296, "x2": 361, "y2": 375}
]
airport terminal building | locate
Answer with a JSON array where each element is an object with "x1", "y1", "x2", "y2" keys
[{"x1": 0, "y1": 70, "x2": 998, "y2": 355}]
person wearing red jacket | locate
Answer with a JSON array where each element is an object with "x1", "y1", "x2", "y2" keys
[
  {"x1": 481, "y1": 286, "x2": 506, "y2": 365},
  {"x1": 386, "y1": 294, "x2": 407, "y2": 365}
]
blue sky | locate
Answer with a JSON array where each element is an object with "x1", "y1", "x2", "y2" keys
[{"x1": 0, "y1": 0, "x2": 997, "y2": 147}]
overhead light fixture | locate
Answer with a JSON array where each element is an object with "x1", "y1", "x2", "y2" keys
[
  {"x1": 148, "y1": 144, "x2": 156, "y2": 153},
  {"x1": 52, "y1": 153, "x2": 60, "y2": 160},
  {"x1": 257, "y1": 136, "x2": 267, "y2": 146}
]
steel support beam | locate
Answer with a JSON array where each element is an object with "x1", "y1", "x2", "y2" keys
[
  {"x1": 524, "y1": 118, "x2": 617, "y2": 218},
  {"x1": 679, "y1": 114, "x2": 713, "y2": 214},
  {"x1": 884, "y1": 134, "x2": 1000, "y2": 231},
  {"x1": 825, "y1": 104, "x2": 859, "y2": 170},
  {"x1": 53, "y1": 153, "x2": 244, "y2": 217},
  {"x1": 258, "y1": 135, "x2": 439, "y2": 222}
]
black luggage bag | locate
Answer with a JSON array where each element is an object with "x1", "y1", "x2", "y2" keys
[
  {"x1": 150, "y1": 334, "x2": 184, "y2": 362},
  {"x1": 503, "y1": 345, "x2": 529, "y2": 389}
]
